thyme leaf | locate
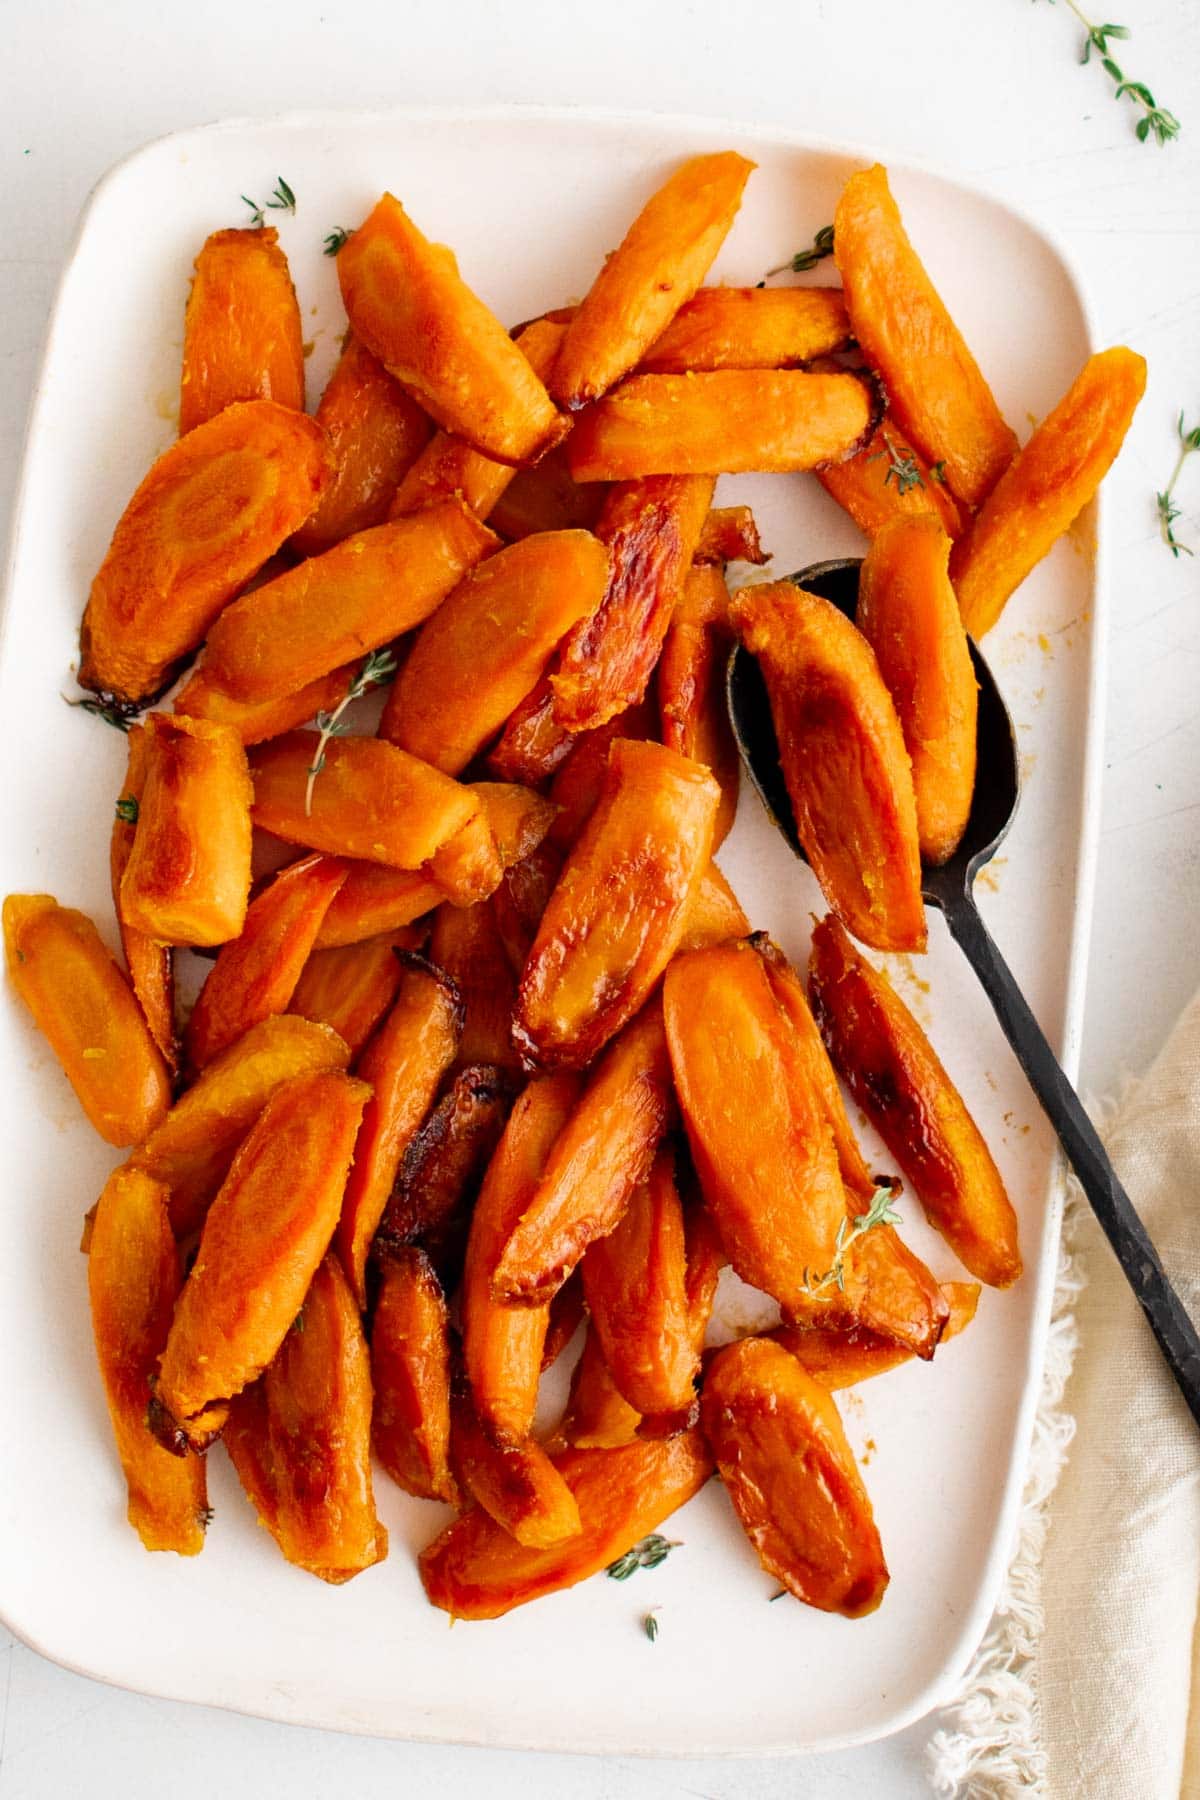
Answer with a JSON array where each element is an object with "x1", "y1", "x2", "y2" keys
[
  {"x1": 763, "y1": 224, "x2": 835, "y2": 280},
  {"x1": 605, "y1": 1535, "x2": 681, "y2": 1581}
]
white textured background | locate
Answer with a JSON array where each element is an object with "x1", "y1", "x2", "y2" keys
[{"x1": 1, "y1": 2, "x2": 1198, "y2": 1794}]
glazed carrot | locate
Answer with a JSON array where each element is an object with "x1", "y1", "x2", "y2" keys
[
  {"x1": 657, "y1": 564, "x2": 740, "y2": 848},
  {"x1": 419, "y1": 1431, "x2": 713, "y2": 1619},
  {"x1": 491, "y1": 844, "x2": 565, "y2": 976},
  {"x1": 87, "y1": 1167, "x2": 207, "y2": 1554},
  {"x1": 370, "y1": 1247, "x2": 458, "y2": 1503},
  {"x1": 111, "y1": 726, "x2": 176, "y2": 1071},
  {"x1": 858, "y1": 514, "x2": 977, "y2": 864},
  {"x1": 335, "y1": 956, "x2": 462, "y2": 1308},
  {"x1": 4, "y1": 895, "x2": 171, "y2": 1147},
  {"x1": 808, "y1": 915, "x2": 1021, "y2": 1287},
  {"x1": 451, "y1": 1381, "x2": 582, "y2": 1548},
  {"x1": 461, "y1": 1074, "x2": 581, "y2": 1446},
  {"x1": 552, "y1": 475, "x2": 715, "y2": 735},
  {"x1": 580, "y1": 1146, "x2": 699, "y2": 1416},
  {"x1": 487, "y1": 446, "x2": 607, "y2": 541},
  {"x1": 287, "y1": 930, "x2": 423, "y2": 1059},
  {"x1": 486, "y1": 678, "x2": 576, "y2": 785},
  {"x1": 834, "y1": 165, "x2": 1016, "y2": 508},
  {"x1": 425, "y1": 805, "x2": 503, "y2": 908},
  {"x1": 249, "y1": 732, "x2": 479, "y2": 869},
  {"x1": 551, "y1": 152, "x2": 754, "y2": 409},
  {"x1": 339, "y1": 193, "x2": 566, "y2": 463},
  {"x1": 730, "y1": 581, "x2": 926, "y2": 953},
  {"x1": 156, "y1": 1070, "x2": 370, "y2": 1442},
  {"x1": 225, "y1": 1255, "x2": 386, "y2": 1582},
  {"x1": 950, "y1": 346, "x2": 1147, "y2": 639},
  {"x1": 693, "y1": 504, "x2": 767, "y2": 566},
  {"x1": 174, "y1": 662, "x2": 355, "y2": 746},
  {"x1": 204, "y1": 499, "x2": 498, "y2": 702},
  {"x1": 380, "y1": 531, "x2": 610, "y2": 774},
  {"x1": 639, "y1": 286, "x2": 850, "y2": 373},
  {"x1": 774, "y1": 1281, "x2": 980, "y2": 1390},
  {"x1": 184, "y1": 854, "x2": 349, "y2": 1069},
  {"x1": 429, "y1": 900, "x2": 519, "y2": 1069},
  {"x1": 566, "y1": 371, "x2": 872, "y2": 482},
  {"x1": 515, "y1": 740, "x2": 719, "y2": 1070},
  {"x1": 493, "y1": 1001, "x2": 675, "y2": 1304},
  {"x1": 546, "y1": 699, "x2": 656, "y2": 852},
  {"x1": 701, "y1": 1338, "x2": 888, "y2": 1617},
  {"x1": 388, "y1": 320, "x2": 566, "y2": 518},
  {"x1": 179, "y1": 228, "x2": 304, "y2": 435},
  {"x1": 561, "y1": 1326, "x2": 642, "y2": 1449},
  {"x1": 677, "y1": 861, "x2": 751, "y2": 951},
  {"x1": 120, "y1": 713, "x2": 254, "y2": 947},
  {"x1": 79, "y1": 400, "x2": 332, "y2": 705},
  {"x1": 817, "y1": 421, "x2": 966, "y2": 542},
  {"x1": 290, "y1": 336, "x2": 431, "y2": 556}
]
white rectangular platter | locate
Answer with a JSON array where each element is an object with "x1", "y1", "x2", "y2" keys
[{"x1": 0, "y1": 105, "x2": 1100, "y2": 1756}]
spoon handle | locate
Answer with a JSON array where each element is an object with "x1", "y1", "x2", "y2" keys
[{"x1": 942, "y1": 889, "x2": 1200, "y2": 1427}]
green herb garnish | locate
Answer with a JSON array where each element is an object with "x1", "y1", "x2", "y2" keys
[
  {"x1": 115, "y1": 796, "x2": 139, "y2": 825},
  {"x1": 606, "y1": 1535, "x2": 681, "y2": 1581},
  {"x1": 305, "y1": 647, "x2": 399, "y2": 815},
  {"x1": 643, "y1": 1611, "x2": 660, "y2": 1643},
  {"x1": 763, "y1": 224, "x2": 835, "y2": 280},
  {"x1": 242, "y1": 176, "x2": 297, "y2": 229},
  {"x1": 803, "y1": 1184, "x2": 903, "y2": 1297},
  {"x1": 870, "y1": 432, "x2": 924, "y2": 498},
  {"x1": 1157, "y1": 412, "x2": 1200, "y2": 557},
  {"x1": 1040, "y1": 2, "x2": 1180, "y2": 144},
  {"x1": 323, "y1": 226, "x2": 353, "y2": 257}
]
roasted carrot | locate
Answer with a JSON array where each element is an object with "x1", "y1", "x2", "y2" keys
[
  {"x1": 487, "y1": 446, "x2": 607, "y2": 541},
  {"x1": 429, "y1": 899, "x2": 518, "y2": 1069},
  {"x1": 451, "y1": 1379, "x2": 582, "y2": 1548},
  {"x1": 834, "y1": 165, "x2": 1016, "y2": 508},
  {"x1": 774, "y1": 1281, "x2": 980, "y2": 1390},
  {"x1": 657, "y1": 564, "x2": 740, "y2": 848},
  {"x1": 180, "y1": 227, "x2": 304, "y2": 435},
  {"x1": 370, "y1": 1247, "x2": 458, "y2": 1503},
  {"x1": 111, "y1": 726, "x2": 176, "y2": 1071},
  {"x1": 817, "y1": 421, "x2": 966, "y2": 542},
  {"x1": 79, "y1": 400, "x2": 331, "y2": 705},
  {"x1": 561, "y1": 1326, "x2": 643, "y2": 1449},
  {"x1": 4, "y1": 894, "x2": 171, "y2": 1147},
  {"x1": 677, "y1": 861, "x2": 751, "y2": 951},
  {"x1": 640, "y1": 285, "x2": 850, "y2": 373},
  {"x1": 287, "y1": 930, "x2": 423, "y2": 1060},
  {"x1": 486, "y1": 679, "x2": 576, "y2": 786},
  {"x1": 174, "y1": 662, "x2": 355, "y2": 747},
  {"x1": 693, "y1": 504, "x2": 767, "y2": 567},
  {"x1": 546, "y1": 699, "x2": 656, "y2": 852}
]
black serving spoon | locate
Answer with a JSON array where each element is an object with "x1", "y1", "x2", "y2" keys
[{"x1": 728, "y1": 555, "x2": 1200, "y2": 1426}]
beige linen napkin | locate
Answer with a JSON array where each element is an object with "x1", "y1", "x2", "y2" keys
[{"x1": 929, "y1": 984, "x2": 1200, "y2": 1799}]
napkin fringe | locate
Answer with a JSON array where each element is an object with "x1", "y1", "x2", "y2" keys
[{"x1": 927, "y1": 1182, "x2": 1088, "y2": 1798}]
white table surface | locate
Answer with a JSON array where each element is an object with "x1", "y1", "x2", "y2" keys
[{"x1": 1, "y1": 2, "x2": 1197, "y2": 1794}]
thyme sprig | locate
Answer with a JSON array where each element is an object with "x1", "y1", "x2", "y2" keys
[
  {"x1": 606, "y1": 1535, "x2": 681, "y2": 1581},
  {"x1": 304, "y1": 647, "x2": 398, "y2": 815},
  {"x1": 870, "y1": 431, "x2": 925, "y2": 498},
  {"x1": 1157, "y1": 412, "x2": 1200, "y2": 557},
  {"x1": 803, "y1": 1184, "x2": 902, "y2": 1297},
  {"x1": 323, "y1": 226, "x2": 353, "y2": 257},
  {"x1": 1041, "y1": 2, "x2": 1180, "y2": 144},
  {"x1": 242, "y1": 176, "x2": 297, "y2": 229},
  {"x1": 764, "y1": 224, "x2": 835, "y2": 280},
  {"x1": 63, "y1": 693, "x2": 138, "y2": 732}
]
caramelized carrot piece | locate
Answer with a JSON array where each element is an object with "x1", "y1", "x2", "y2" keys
[
  {"x1": 380, "y1": 532, "x2": 609, "y2": 775},
  {"x1": 546, "y1": 699, "x2": 656, "y2": 852},
  {"x1": 817, "y1": 421, "x2": 966, "y2": 542},
  {"x1": 336, "y1": 956, "x2": 461, "y2": 1306},
  {"x1": 515, "y1": 740, "x2": 719, "y2": 1070},
  {"x1": 451, "y1": 1392, "x2": 582, "y2": 1549},
  {"x1": 174, "y1": 663, "x2": 355, "y2": 746},
  {"x1": 462, "y1": 1074, "x2": 582, "y2": 1446},
  {"x1": 693, "y1": 504, "x2": 767, "y2": 566},
  {"x1": 542, "y1": 1271, "x2": 586, "y2": 1368},
  {"x1": 179, "y1": 228, "x2": 304, "y2": 435},
  {"x1": 730, "y1": 581, "x2": 925, "y2": 953},
  {"x1": 554, "y1": 474, "x2": 715, "y2": 734},
  {"x1": 226, "y1": 1255, "x2": 386, "y2": 1581},
  {"x1": 87, "y1": 1167, "x2": 206, "y2": 1553},
  {"x1": 951, "y1": 346, "x2": 1146, "y2": 639},
  {"x1": 4, "y1": 895, "x2": 171, "y2": 1147},
  {"x1": 491, "y1": 843, "x2": 565, "y2": 975},
  {"x1": 424, "y1": 806, "x2": 503, "y2": 908},
  {"x1": 370, "y1": 1247, "x2": 458, "y2": 1503},
  {"x1": 677, "y1": 861, "x2": 751, "y2": 951},
  {"x1": 388, "y1": 320, "x2": 566, "y2": 518},
  {"x1": 339, "y1": 194, "x2": 566, "y2": 463},
  {"x1": 79, "y1": 400, "x2": 331, "y2": 705},
  {"x1": 701, "y1": 1338, "x2": 888, "y2": 1616},
  {"x1": 774, "y1": 1281, "x2": 980, "y2": 1390},
  {"x1": 290, "y1": 336, "x2": 431, "y2": 556},
  {"x1": 156, "y1": 1070, "x2": 370, "y2": 1440},
  {"x1": 486, "y1": 679, "x2": 576, "y2": 785},
  {"x1": 249, "y1": 732, "x2": 479, "y2": 869},
  {"x1": 682, "y1": 1197, "x2": 727, "y2": 1351},
  {"x1": 420, "y1": 1431, "x2": 713, "y2": 1619},
  {"x1": 429, "y1": 900, "x2": 518, "y2": 1069},
  {"x1": 120, "y1": 713, "x2": 254, "y2": 947},
  {"x1": 487, "y1": 446, "x2": 607, "y2": 542},
  {"x1": 581, "y1": 1146, "x2": 698, "y2": 1416},
  {"x1": 566, "y1": 371, "x2": 872, "y2": 482},
  {"x1": 205, "y1": 499, "x2": 498, "y2": 702},
  {"x1": 184, "y1": 854, "x2": 349, "y2": 1070},
  {"x1": 640, "y1": 286, "x2": 850, "y2": 373},
  {"x1": 130, "y1": 1015, "x2": 350, "y2": 1239},
  {"x1": 561, "y1": 1326, "x2": 643, "y2": 1449},
  {"x1": 551, "y1": 152, "x2": 754, "y2": 410},
  {"x1": 833, "y1": 165, "x2": 1016, "y2": 508},
  {"x1": 312, "y1": 783, "x2": 556, "y2": 947},
  {"x1": 111, "y1": 726, "x2": 176, "y2": 1071},
  {"x1": 808, "y1": 915, "x2": 1021, "y2": 1287},
  {"x1": 858, "y1": 514, "x2": 977, "y2": 864},
  {"x1": 657, "y1": 565, "x2": 740, "y2": 848},
  {"x1": 288, "y1": 930, "x2": 422, "y2": 1059},
  {"x1": 493, "y1": 1000, "x2": 675, "y2": 1304}
]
